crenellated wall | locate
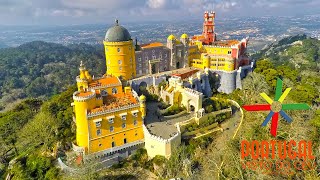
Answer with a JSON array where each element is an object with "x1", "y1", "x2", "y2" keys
[{"x1": 143, "y1": 125, "x2": 181, "y2": 158}]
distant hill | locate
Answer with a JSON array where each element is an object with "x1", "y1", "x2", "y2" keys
[
  {"x1": 251, "y1": 34, "x2": 319, "y2": 105},
  {"x1": 0, "y1": 42, "x2": 8, "y2": 49},
  {"x1": 252, "y1": 34, "x2": 320, "y2": 69},
  {"x1": 0, "y1": 41, "x2": 105, "y2": 109}
]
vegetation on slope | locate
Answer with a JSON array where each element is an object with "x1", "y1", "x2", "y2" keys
[
  {"x1": 1, "y1": 35, "x2": 319, "y2": 179},
  {"x1": 0, "y1": 86, "x2": 76, "y2": 179},
  {"x1": 0, "y1": 41, "x2": 105, "y2": 110}
]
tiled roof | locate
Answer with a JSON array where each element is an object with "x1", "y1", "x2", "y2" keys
[
  {"x1": 212, "y1": 40, "x2": 239, "y2": 46},
  {"x1": 89, "y1": 76, "x2": 121, "y2": 88},
  {"x1": 141, "y1": 42, "x2": 164, "y2": 48},
  {"x1": 89, "y1": 92, "x2": 138, "y2": 113}
]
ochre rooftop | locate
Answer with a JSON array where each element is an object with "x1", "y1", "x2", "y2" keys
[
  {"x1": 141, "y1": 42, "x2": 164, "y2": 48},
  {"x1": 77, "y1": 91, "x2": 94, "y2": 97},
  {"x1": 89, "y1": 76, "x2": 121, "y2": 88},
  {"x1": 89, "y1": 92, "x2": 138, "y2": 113},
  {"x1": 211, "y1": 40, "x2": 239, "y2": 46}
]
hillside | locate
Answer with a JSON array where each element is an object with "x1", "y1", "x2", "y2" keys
[
  {"x1": 252, "y1": 35, "x2": 320, "y2": 105},
  {"x1": 0, "y1": 41, "x2": 105, "y2": 111},
  {"x1": 0, "y1": 36, "x2": 319, "y2": 179}
]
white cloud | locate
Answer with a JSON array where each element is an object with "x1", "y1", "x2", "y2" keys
[{"x1": 147, "y1": 0, "x2": 167, "y2": 9}]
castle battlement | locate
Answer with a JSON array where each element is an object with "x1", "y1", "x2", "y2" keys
[
  {"x1": 88, "y1": 83, "x2": 122, "y2": 90},
  {"x1": 131, "y1": 89, "x2": 139, "y2": 100},
  {"x1": 73, "y1": 90, "x2": 96, "y2": 102},
  {"x1": 87, "y1": 103, "x2": 140, "y2": 118},
  {"x1": 143, "y1": 125, "x2": 180, "y2": 144},
  {"x1": 184, "y1": 88, "x2": 203, "y2": 96}
]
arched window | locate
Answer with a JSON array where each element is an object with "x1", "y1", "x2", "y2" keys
[
  {"x1": 110, "y1": 126, "x2": 114, "y2": 132},
  {"x1": 117, "y1": 48, "x2": 121, "y2": 52},
  {"x1": 112, "y1": 88, "x2": 117, "y2": 94},
  {"x1": 122, "y1": 123, "x2": 126, "y2": 129},
  {"x1": 118, "y1": 60, "x2": 122, "y2": 64}
]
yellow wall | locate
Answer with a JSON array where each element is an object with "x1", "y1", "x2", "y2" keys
[
  {"x1": 203, "y1": 46, "x2": 232, "y2": 55},
  {"x1": 144, "y1": 131, "x2": 181, "y2": 159},
  {"x1": 87, "y1": 108, "x2": 144, "y2": 154},
  {"x1": 104, "y1": 40, "x2": 136, "y2": 80},
  {"x1": 188, "y1": 42, "x2": 236, "y2": 71},
  {"x1": 74, "y1": 97, "x2": 96, "y2": 153}
]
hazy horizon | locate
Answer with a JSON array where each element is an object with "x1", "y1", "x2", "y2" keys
[{"x1": 1, "y1": 0, "x2": 320, "y2": 26}]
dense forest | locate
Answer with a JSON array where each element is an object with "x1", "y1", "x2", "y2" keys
[
  {"x1": 0, "y1": 35, "x2": 319, "y2": 179},
  {"x1": 0, "y1": 41, "x2": 105, "y2": 111}
]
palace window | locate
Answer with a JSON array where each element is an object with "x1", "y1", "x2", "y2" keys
[
  {"x1": 121, "y1": 115, "x2": 126, "y2": 120},
  {"x1": 134, "y1": 120, "x2": 137, "y2": 126},
  {"x1": 117, "y1": 48, "x2": 121, "y2": 52},
  {"x1": 112, "y1": 141, "x2": 115, "y2": 147},
  {"x1": 95, "y1": 121, "x2": 101, "y2": 128},
  {"x1": 132, "y1": 111, "x2": 138, "y2": 117},
  {"x1": 99, "y1": 143, "x2": 102, "y2": 147},
  {"x1": 138, "y1": 57, "x2": 141, "y2": 61},
  {"x1": 228, "y1": 51, "x2": 231, "y2": 54},
  {"x1": 110, "y1": 126, "x2": 114, "y2": 132},
  {"x1": 139, "y1": 63, "x2": 142, "y2": 68},
  {"x1": 96, "y1": 129, "x2": 101, "y2": 136},
  {"x1": 112, "y1": 88, "x2": 117, "y2": 94},
  {"x1": 122, "y1": 123, "x2": 126, "y2": 129},
  {"x1": 119, "y1": 66, "x2": 122, "y2": 70},
  {"x1": 124, "y1": 138, "x2": 127, "y2": 144},
  {"x1": 108, "y1": 117, "x2": 114, "y2": 124},
  {"x1": 152, "y1": 55, "x2": 156, "y2": 59},
  {"x1": 118, "y1": 60, "x2": 122, "y2": 64},
  {"x1": 145, "y1": 56, "x2": 148, "y2": 61}
]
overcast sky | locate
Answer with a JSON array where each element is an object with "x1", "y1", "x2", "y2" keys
[{"x1": 0, "y1": 0, "x2": 319, "y2": 25}]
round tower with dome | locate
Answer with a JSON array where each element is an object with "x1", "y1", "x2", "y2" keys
[{"x1": 103, "y1": 19, "x2": 136, "y2": 80}]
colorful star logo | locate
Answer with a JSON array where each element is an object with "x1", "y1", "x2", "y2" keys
[{"x1": 242, "y1": 78, "x2": 310, "y2": 137}]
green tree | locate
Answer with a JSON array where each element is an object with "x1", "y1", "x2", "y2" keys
[{"x1": 254, "y1": 59, "x2": 274, "y2": 73}]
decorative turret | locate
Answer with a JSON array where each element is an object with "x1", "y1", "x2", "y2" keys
[
  {"x1": 189, "y1": 76, "x2": 193, "y2": 86},
  {"x1": 77, "y1": 61, "x2": 92, "y2": 91},
  {"x1": 139, "y1": 95, "x2": 146, "y2": 119},
  {"x1": 180, "y1": 33, "x2": 189, "y2": 45},
  {"x1": 205, "y1": 67, "x2": 209, "y2": 75},
  {"x1": 103, "y1": 19, "x2": 136, "y2": 80},
  {"x1": 202, "y1": 11, "x2": 216, "y2": 44},
  {"x1": 167, "y1": 34, "x2": 176, "y2": 49}
]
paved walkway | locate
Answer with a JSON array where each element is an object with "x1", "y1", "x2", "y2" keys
[{"x1": 144, "y1": 102, "x2": 193, "y2": 139}]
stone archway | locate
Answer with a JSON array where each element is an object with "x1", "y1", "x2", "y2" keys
[
  {"x1": 176, "y1": 61, "x2": 180, "y2": 69},
  {"x1": 187, "y1": 99, "x2": 196, "y2": 113},
  {"x1": 151, "y1": 64, "x2": 156, "y2": 74},
  {"x1": 165, "y1": 95, "x2": 170, "y2": 104}
]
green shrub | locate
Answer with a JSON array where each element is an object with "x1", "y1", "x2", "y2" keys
[
  {"x1": 152, "y1": 155, "x2": 167, "y2": 166},
  {"x1": 162, "y1": 104, "x2": 185, "y2": 116}
]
